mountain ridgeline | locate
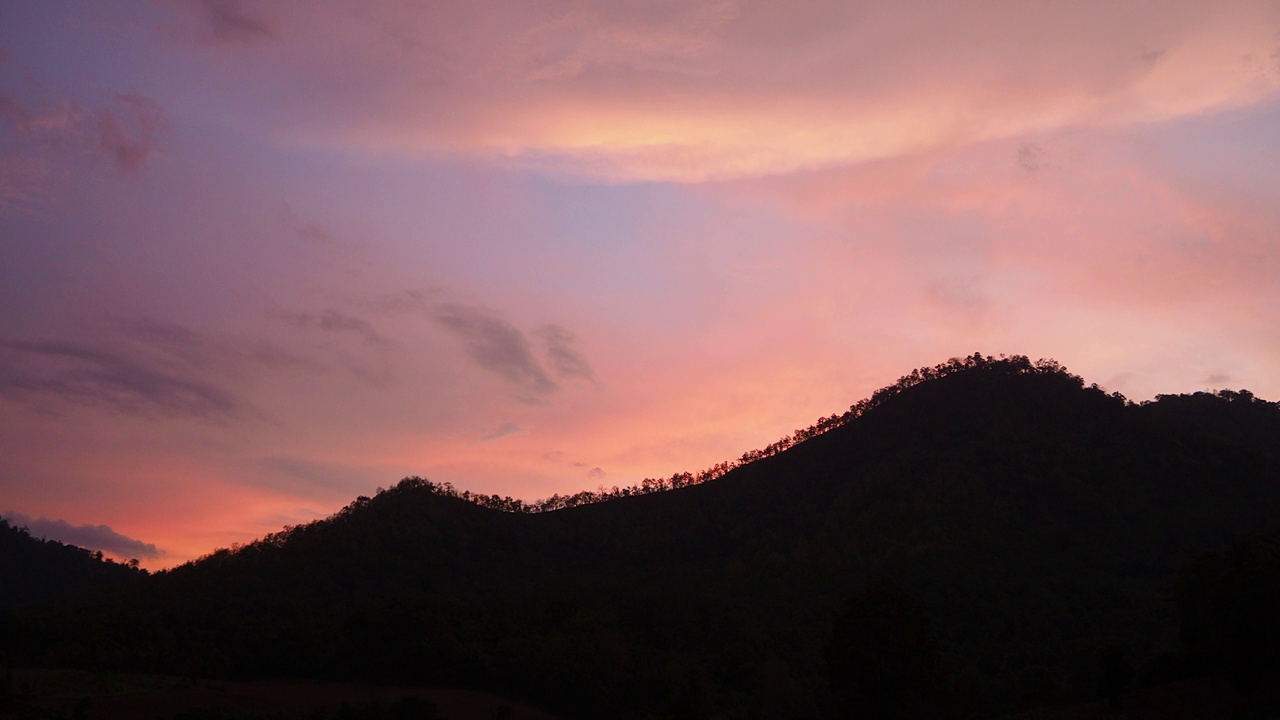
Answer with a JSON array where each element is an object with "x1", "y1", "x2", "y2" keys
[{"x1": 5, "y1": 354, "x2": 1280, "y2": 719}]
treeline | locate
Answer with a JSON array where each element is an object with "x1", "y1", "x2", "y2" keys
[
  {"x1": 373, "y1": 353, "x2": 1116, "y2": 514},
  {"x1": 0, "y1": 517, "x2": 146, "y2": 609},
  {"x1": 212, "y1": 354, "x2": 1120, "y2": 564}
]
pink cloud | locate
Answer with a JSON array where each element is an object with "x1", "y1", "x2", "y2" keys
[
  {"x1": 97, "y1": 92, "x2": 167, "y2": 174},
  {"x1": 1, "y1": 86, "x2": 166, "y2": 214},
  {"x1": 155, "y1": 1, "x2": 1280, "y2": 180},
  {"x1": 0, "y1": 95, "x2": 83, "y2": 213}
]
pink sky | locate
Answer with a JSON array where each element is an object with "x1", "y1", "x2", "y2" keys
[{"x1": 2, "y1": 0, "x2": 1279, "y2": 568}]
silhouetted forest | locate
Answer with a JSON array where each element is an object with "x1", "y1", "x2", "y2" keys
[
  {"x1": 0, "y1": 517, "x2": 145, "y2": 609},
  {"x1": 4, "y1": 354, "x2": 1280, "y2": 719}
]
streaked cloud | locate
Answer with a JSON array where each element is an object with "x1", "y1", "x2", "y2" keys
[
  {"x1": 96, "y1": 92, "x2": 167, "y2": 174},
  {"x1": 0, "y1": 338, "x2": 246, "y2": 421},
  {"x1": 1, "y1": 84, "x2": 165, "y2": 213},
  {"x1": 195, "y1": 0, "x2": 279, "y2": 43},
  {"x1": 482, "y1": 422, "x2": 525, "y2": 441},
  {"x1": 432, "y1": 303, "x2": 559, "y2": 402},
  {"x1": 534, "y1": 324, "x2": 596, "y2": 384},
  {"x1": 0, "y1": 317, "x2": 330, "y2": 422},
  {"x1": 0, "y1": 92, "x2": 82, "y2": 213},
  {"x1": 255, "y1": 456, "x2": 389, "y2": 495},
  {"x1": 289, "y1": 309, "x2": 390, "y2": 347},
  {"x1": 279, "y1": 202, "x2": 338, "y2": 246}
]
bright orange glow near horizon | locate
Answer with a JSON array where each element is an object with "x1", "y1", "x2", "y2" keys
[{"x1": 2, "y1": 0, "x2": 1279, "y2": 569}]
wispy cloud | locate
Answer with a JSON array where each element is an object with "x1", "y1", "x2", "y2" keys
[
  {"x1": 120, "y1": 317, "x2": 319, "y2": 373},
  {"x1": 926, "y1": 275, "x2": 992, "y2": 321},
  {"x1": 279, "y1": 202, "x2": 337, "y2": 246},
  {"x1": 196, "y1": 0, "x2": 278, "y2": 43},
  {"x1": 256, "y1": 456, "x2": 378, "y2": 494},
  {"x1": 534, "y1": 324, "x2": 596, "y2": 384},
  {"x1": 0, "y1": 92, "x2": 82, "y2": 213},
  {"x1": 0, "y1": 339, "x2": 246, "y2": 421},
  {"x1": 362, "y1": 290, "x2": 433, "y2": 317},
  {"x1": 317, "y1": 311, "x2": 387, "y2": 345},
  {"x1": 3, "y1": 511, "x2": 163, "y2": 560},
  {"x1": 432, "y1": 303, "x2": 558, "y2": 402},
  {"x1": 1, "y1": 86, "x2": 166, "y2": 211},
  {"x1": 0, "y1": 318, "x2": 324, "y2": 421},
  {"x1": 289, "y1": 309, "x2": 390, "y2": 347},
  {"x1": 481, "y1": 422, "x2": 524, "y2": 441},
  {"x1": 1017, "y1": 143, "x2": 1045, "y2": 172},
  {"x1": 0, "y1": 150, "x2": 53, "y2": 214},
  {"x1": 97, "y1": 92, "x2": 167, "y2": 174}
]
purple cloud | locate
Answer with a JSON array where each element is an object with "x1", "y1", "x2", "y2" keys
[
  {"x1": 290, "y1": 309, "x2": 390, "y2": 347},
  {"x1": 482, "y1": 422, "x2": 525, "y2": 441},
  {"x1": 0, "y1": 338, "x2": 246, "y2": 421},
  {"x1": 4, "y1": 511, "x2": 163, "y2": 560},
  {"x1": 432, "y1": 304, "x2": 558, "y2": 401},
  {"x1": 97, "y1": 92, "x2": 166, "y2": 174},
  {"x1": 534, "y1": 324, "x2": 596, "y2": 384},
  {"x1": 197, "y1": 0, "x2": 278, "y2": 43}
]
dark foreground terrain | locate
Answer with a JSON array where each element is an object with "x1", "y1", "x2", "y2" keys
[
  {"x1": 0, "y1": 669, "x2": 1267, "y2": 720},
  {"x1": 5, "y1": 354, "x2": 1280, "y2": 718},
  {"x1": 0, "y1": 668, "x2": 565, "y2": 720}
]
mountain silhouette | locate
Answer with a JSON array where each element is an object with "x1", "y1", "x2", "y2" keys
[
  {"x1": 4, "y1": 354, "x2": 1279, "y2": 719},
  {"x1": 0, "y1": 516, "x2": 144, "y2": 609}
]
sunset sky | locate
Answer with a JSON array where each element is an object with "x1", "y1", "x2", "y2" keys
[{"x1": 3, "y1": 0, "x2": 1279, "y2": 568}]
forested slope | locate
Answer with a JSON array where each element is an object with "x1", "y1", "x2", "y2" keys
[{"x1": 5, "y1": 356, "x2": 1280, "y2": 719}]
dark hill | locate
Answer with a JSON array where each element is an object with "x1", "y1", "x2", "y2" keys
[
  {"x1": 0, "y1": 517, "x2": 143, "y2": 609},
  {"x1": 5, "y1": 355, "x2": 1280, "y2": 719}
]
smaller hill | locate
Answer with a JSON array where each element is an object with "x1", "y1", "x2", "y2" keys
[{"x1": 0, "y1": 517, "x2": 145, "y2": 609}]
